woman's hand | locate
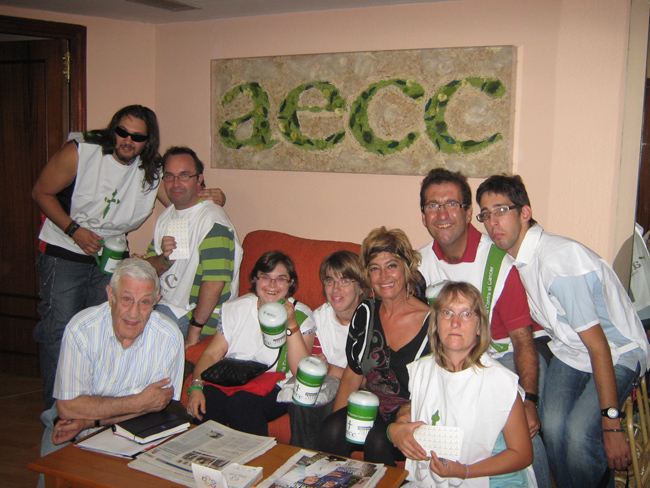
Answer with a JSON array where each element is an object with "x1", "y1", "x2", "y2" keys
[
  {"x1": 429, "y1": 451, "x2": 468, "y2": 480},
  {"x1": 389, "y1": 421, "x2": 428, "y2": 461},
  {"x1": 186, "y1": 388, "x2": 207, "y2": 421},
  {"x1": 283, "y1": 301, "x2": 297, "y2": 328}
]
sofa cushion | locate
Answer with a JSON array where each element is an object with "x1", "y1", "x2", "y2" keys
[{"x1": 238, "y1": 230, "x2": 361, "y2": 311}]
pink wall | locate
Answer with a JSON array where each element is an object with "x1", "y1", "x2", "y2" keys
[{"x1": 1, "y1": 0, "x2": 640, "y2": 262}]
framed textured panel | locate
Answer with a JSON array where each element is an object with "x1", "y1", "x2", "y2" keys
[{"x1": 211, "y1": 46, "x2": 515, "y2": 176}]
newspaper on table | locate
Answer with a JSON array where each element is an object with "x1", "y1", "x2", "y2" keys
[
  {"x1": 128, "y1": 420, "x2": 276, "y2": 487},
  {"x1": 257, "y1": 449, "x2": 386, "y2": 488}
]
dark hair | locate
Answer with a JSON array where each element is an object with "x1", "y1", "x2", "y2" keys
[
  {"x1": 162, "y1": 146, "x2": 206, "y2": 188},
  {"x1": 420, "y1": 168, "x2": 472, "y2": 211},
  {"x1": 428, "y1": 281, "x2": 491, "y2": 371},
  {"x1": 84, "y1": 105, "x2": 161, "y2": 192},
  {"x1": 476, "y1": 174, "x2": 537, "y2": 226},
  {"x1": 319, "y1": 250, "x2": 370, "y2": 301},
  {"x1": 248, "y1": 250, "x2": 298, "y2": 297}
]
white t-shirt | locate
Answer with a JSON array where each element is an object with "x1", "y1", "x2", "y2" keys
[
  {"x1": 40, "y1": 142, "x2": 158, "y2": 254},
  {"x1": 312, "y1": 302, "x2": 349, "y2": 369},
  {"x1": 152, "y1": 200, "x2": 242, "y2": 318}
]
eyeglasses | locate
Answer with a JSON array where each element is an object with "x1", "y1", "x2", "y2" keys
[
  {"x1": 162, "y1": 173, "x2": 199, "y2": 182},
  {"x1": 438, "y1": 309, "x2": 476, "y2": 322},
  {"x1": 422, "y1": 201, "x2": 468, "y2": 214},
  {"x1": 117, "y1": 295, "x2": 154, "y2": 310},
  {"x1": 257, "y1": 274, "x2": 291, "y2": 285},
  {"x1": 115, "y1": 126, "x2": 149, "y2": 143},
  {"x1": 476, "y1": 205, "x2": 520, "y2": 223},
  {"x1": 322, "y1": 278, "x2": 356, "y2": 287}
]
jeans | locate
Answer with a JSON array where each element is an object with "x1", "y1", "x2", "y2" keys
[
  {"x1": 38, "y1": 403, "x2": 97, "y2": 488},
  {"x1": 155, "y1": 304, "x2": 190, "y2": 337},
  {"x1": 497, "y1": 350, "x2": 552, "y2": 488},
  {"x1": 539, "y1": 357, "x2": 638, "y2": 488},
  {"x1": 34, "y1": 254, "x2": 110, "y2": 410}
]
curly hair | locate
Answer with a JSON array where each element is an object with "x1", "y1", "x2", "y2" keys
[
  {"x1": 84, "y1": 105, "x2": 161, "y2": 192},
  {"x1": 428, "y1": 281, "x2": 491, "y2": 371},
  {"x1": 360, "y1": 227, "x2": 423, "y2": 299}
]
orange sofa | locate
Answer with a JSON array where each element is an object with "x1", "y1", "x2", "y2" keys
[{"x1": 181, "y1": 230, "x2": 361, "y2": 444}]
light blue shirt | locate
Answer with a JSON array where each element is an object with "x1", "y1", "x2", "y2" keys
[{"x1": 54, "y1": 302, "x2": 184, "y2": 401}]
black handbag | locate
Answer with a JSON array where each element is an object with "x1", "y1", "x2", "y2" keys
[{"x1": 201, "y1": 350, "x2": 282, "y2": 387}]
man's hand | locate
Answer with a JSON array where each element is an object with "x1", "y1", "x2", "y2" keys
[
  {"x1": 52, "y1": 418, "x2": 93, "y2": 445},
  {"x1": 603, "y1": 430, "x2": 632, "y2": 470},
  {"x1": 523, "y1": 401, "x2": 541, "y2": 437},
  {"x1": 161, "y1": 236, "x2": 177, "y2": 263},
  {"x1": 137, "y1": 378, "x2": 174, "y2": 413},
  {"x1": 200, "y1": 188, "x2": 226, "y2": 207},
  {"x1": 389, "y1": 421, "x2": 428, "y2": 461},
  {"x1": 72, "y1": 227, "x2": 103, "y2": 255}
]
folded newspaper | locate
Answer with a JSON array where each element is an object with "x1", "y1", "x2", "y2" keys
[
  {"x1": 257, "y1": 450, "x2": 386, "y2": 488},
  {"x1": 128, "y1": 420, "x2": 276, "y2": 487}
]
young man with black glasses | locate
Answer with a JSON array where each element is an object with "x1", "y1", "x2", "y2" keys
[{"x1": 477, "y1": 174, "x2": 649, "y2": 487}]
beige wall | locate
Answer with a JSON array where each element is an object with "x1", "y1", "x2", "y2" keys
[{"x1": 1, "y1": 0, "x2": 644, "y2": 264}]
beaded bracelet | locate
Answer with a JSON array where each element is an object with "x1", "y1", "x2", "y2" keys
[
  {"x1": 186, "y1": 385, "x2": 204, "y2": 395},
  {"x1": 602, "y1": 428, "x2": 625, "y2": 433},
  {"x1": 386, "y1": 423, "x2": 394, "y2": 443}
]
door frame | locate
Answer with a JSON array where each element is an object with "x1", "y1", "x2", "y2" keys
[{"x1": 0, "y1": 14, "x2": 86, "y2": 132}]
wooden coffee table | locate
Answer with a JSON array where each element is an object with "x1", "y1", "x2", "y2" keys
[{"x1": 28, "y1": 439, "x2": 408, "y2": 488}]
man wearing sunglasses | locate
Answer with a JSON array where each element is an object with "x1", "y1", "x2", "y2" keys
[
  {"x1": 146, "y1": 146, "x2": 242, "y2": 349},
  {"x1": 32, "y1": 105, "x2": 225, "y2": 411},
  {"x1": 417, "y1": 168, "x2": 552, "y2": 488},
  {"x1": 477, "y1": 174, "x2": 649, "y2": 487}
]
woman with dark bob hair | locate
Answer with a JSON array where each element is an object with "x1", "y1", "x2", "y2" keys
[
  {"x1": 390, "y1": 282, "x2": 535, "y2": 487},
  {"x1": 319, "y1": 227, "x2": 431, "y2": 465},
  {"x1": 186, "y1": 250, "x2": 315, "y2": 435}
]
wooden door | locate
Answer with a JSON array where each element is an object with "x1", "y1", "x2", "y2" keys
[{"x1": 0, "y1": 39, "x2": 69, "y2": 376}]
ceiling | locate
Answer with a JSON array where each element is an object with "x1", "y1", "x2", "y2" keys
[{"x1": 0, "y1": 0, "x2": 453, "y2": 25}]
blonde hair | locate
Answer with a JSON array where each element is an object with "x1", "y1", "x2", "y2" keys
[
  {"x1": 360, "y1": 227, "x2": 422, "y2": 298},
  {"x1": 428, "y1": 281, "x2": 491, "y2": 371}
]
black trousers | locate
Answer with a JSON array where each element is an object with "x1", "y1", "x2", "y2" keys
[
  {"x1": 201, "y1": 384, "x2": 288, "y2": 436},
  {"x1": 318, "y1": 407, "x2": 405, "y2": 466}
]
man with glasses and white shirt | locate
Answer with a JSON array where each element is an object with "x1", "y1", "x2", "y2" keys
[
  {"x1": 146, "y1": 146, "x2": 242, "y2": 348},
  {"x1": 477, "y1": 174, "x2": 649, "y2": 487},
  {"x1": 38, "y1": 259, "x2": 184, "y2": 487},
  {"x1": 417, "y1": 168, "x2": 551, "y2": 488}
]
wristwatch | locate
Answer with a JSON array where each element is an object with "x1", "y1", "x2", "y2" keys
[
  {"x1": 524, "y1": 392, "x2": 540, "y2": 406},
  {"x1": 286, "y1": 325, "x2": 300, "y2": 336},
  {"x1": 189, "y1": 316, "x2": 205, "y2": 329},
  {"x1": 601, "y1": 407, "x2": 622, "y2": 419}
]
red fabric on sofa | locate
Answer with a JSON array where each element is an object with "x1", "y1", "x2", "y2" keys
[{"x1": 183, "y1": 230, "x2": 361, "y2": 444}]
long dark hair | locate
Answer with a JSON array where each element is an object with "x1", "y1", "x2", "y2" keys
[{"x1": 84, "y1": 105, "x2": 161, "y2": 192}]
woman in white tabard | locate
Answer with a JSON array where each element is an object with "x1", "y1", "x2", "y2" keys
[{"x1": 389, "y1": 281, "x2": 535, "y2": 488}]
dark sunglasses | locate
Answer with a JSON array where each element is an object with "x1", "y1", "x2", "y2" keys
[{"x1": 115, "y1": 126, "x2": 149, "y2": 143}]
